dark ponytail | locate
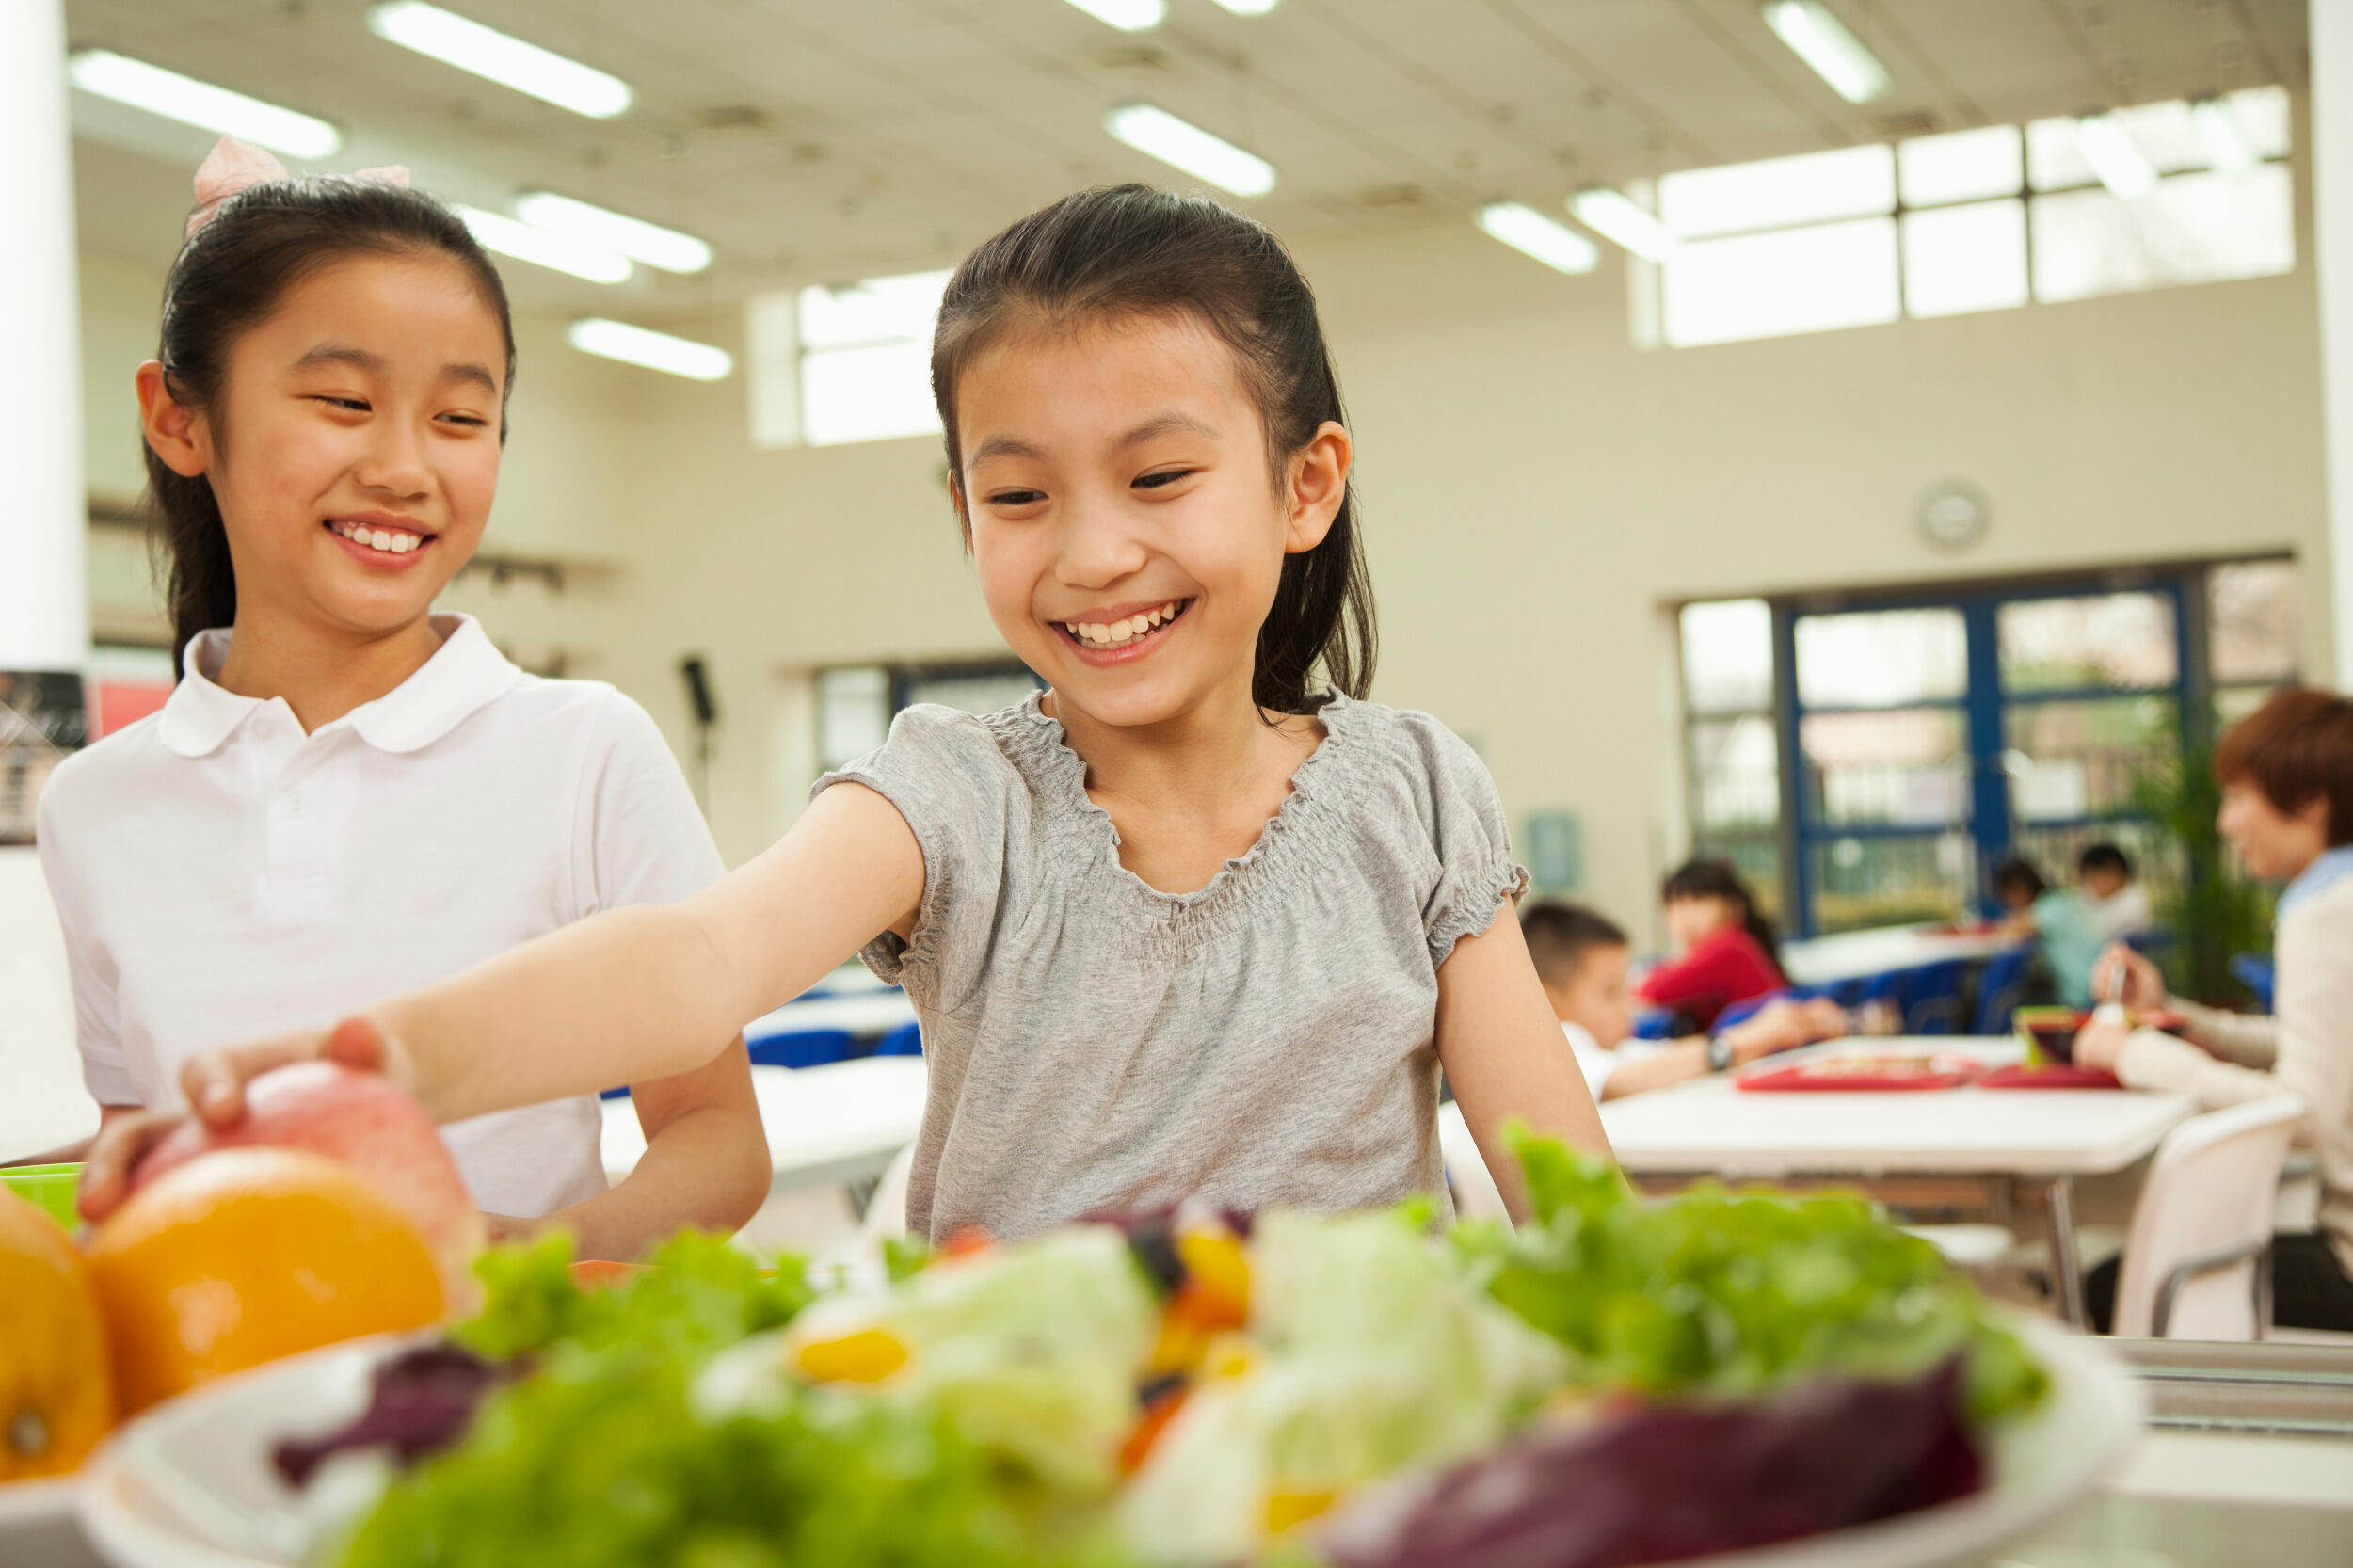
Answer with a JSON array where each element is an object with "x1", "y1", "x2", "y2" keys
[
  {"x1": 149, "y1": 176, "x2": 516, "y2": 672},
  {"x1": 930, "y1": 184, "x2": 1375, "y2": 715},
  {"x1": 1662, "y1": 857, "x2": 1780, "y2": 968}
]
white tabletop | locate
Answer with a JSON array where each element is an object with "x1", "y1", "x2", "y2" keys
[
  {"x1": 604, "y1": 1056, "x2": 927, "y2": 1192},
  {"x1": 1778, "y1": 923, "x2": 2025, "y2": 987},
  {"x1": 1597, "y1": 1037, "x2": 2197, "y2": 1178}
]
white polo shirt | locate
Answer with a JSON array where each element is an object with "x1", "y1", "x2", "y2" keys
[{"x1": 34, "y1": 615, "x2": 728, "y2": 1218}]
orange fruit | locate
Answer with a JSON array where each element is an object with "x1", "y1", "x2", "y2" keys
[
  {"x1": 0, "y1": 1191, "x2": 116, "y2": 1480},
  {"x1": 86, "y1": 1148, "x2": 444, "y2": 1415}
]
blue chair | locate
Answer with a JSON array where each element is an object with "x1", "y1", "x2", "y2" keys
[
  {"x1": 1904, "y1": 961, "x2": 1968, "y2": 1035},
  {"x1": 1631, "y1": 1005, "x2": 1680, "y2": 1041},
  {"x1": 1972, "y1": 947, "x2": 2035, "y2": 1036},
  {"x1": 745, "y1": 1026, "x2": 856, "y2": 1070},
  {"x1": 1710, "y1": 991, "x2": 1788, "y2": 1033},
  {"x1": 875, "y1": 1021, "x2": 924, "y2": 1057},
  {"x1": 2231, "y1": 954, "x2": 2276, "y2": 1012}
]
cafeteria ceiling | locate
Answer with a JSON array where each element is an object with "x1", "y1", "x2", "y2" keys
[{"x1": 63, "y1": 0, "x2": 2309, "y2": 318}]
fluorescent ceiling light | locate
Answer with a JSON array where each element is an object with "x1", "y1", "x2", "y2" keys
[
  {"x1": 66, "y1": 50, "x2": 340, "y2": 159},
  {"x1": 367, "y1": 2, "x2": 632, "y2": 119},
  {"x1": 1210, "y1": 0, "x2": 1279, "y2": 12},
  {"x1": 1105, "y1": 104, "x2": 1274, "y2": 197},
  {"x1": 2191, "y1": 98, "x2": 2255, "y2": 172},
  {"x1": 2075, "y1": 113, "x2": 2156, "y2": 200},
  {"x1": 1474, "y1": 202, "x2": 1597, "y2": 275},
  {"x1": 1761, "y1": 2, "x2": 1891, "y2": 104},
  {"x1": 1568, "y1": 187, "x2": 1673, "y2": 260},
  {"x1": 457, "y1": 206, "x2": 631, "y2": 283},
  {"x1": 514, "y1": 192, "x2": 711, "y2": 274},
  {"x1": 568, "y1": 318, "x2": 732, "y2": 380},
  {"x1": 1063, "y1": 0, "x2": 1165, "y2": 29}
]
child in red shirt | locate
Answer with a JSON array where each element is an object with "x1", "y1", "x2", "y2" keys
[{"x1": 1636, "y1": 859, "x2": 1787, "y2": 1032}]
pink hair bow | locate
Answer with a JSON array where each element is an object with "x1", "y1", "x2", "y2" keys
[{"x1": 184, "y1": 135, "x2": 412, "y2": 240}]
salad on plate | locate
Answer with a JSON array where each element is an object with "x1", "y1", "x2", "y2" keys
[{"x1": 261, "y1": 1132, "x2": 2048, "y2": 1568}]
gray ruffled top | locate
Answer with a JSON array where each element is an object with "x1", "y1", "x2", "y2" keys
[{"x1": 815, "y1": 690, "x2": 1529, "y2": 1241}]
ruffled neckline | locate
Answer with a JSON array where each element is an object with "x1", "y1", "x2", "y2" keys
[{"x1": 1000, "y1": 690, "x2": 1353, "y2": 914}]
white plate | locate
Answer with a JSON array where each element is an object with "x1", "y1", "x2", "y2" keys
[{"x1": 78, "y1": 1317, "x2": 2139, "y2": 1568}]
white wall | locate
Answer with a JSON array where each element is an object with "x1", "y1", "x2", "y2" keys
[
  {"x1": 70, "y1": 197, "x2": 2331, "y2": 937},
  {"x1": 557, "y1": 216, "x2": 2327, "y2": 936}
]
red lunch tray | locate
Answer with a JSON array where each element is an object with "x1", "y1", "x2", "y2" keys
[
  {"x1": 1737, "y1": 1054, "x2": 1984, "y2": 1093},
  {"x1": 1975, "y1": 1063, "x2": 2122, "y2": 1091}
]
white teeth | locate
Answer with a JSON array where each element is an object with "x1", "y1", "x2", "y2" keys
[
  {"x1": 1064, "y1": 601, "x2": 1187, "y2": 648},
  {"x1": 335, "y1": 522, "x2": 423, "y2": 554}
]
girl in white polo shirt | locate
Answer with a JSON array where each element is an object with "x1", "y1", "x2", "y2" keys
[{"x1": 36, "y1": 138, "x2": 766, "y2": 1258}]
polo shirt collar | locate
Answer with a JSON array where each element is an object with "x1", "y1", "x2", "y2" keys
[
  {"x1": 2281, "y1": 844, "x2": 2353, "y2": 921},
  {"x1": 157, "y1": 616, "x2": 523, "y2": 759}
]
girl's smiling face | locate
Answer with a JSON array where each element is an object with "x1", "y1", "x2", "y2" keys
[
  {"x1": 953, "y1": 311, "x2": 1349, "y2": 730},
  {"x1": 146, "y1": 250, "x2": 505, "y2": 641}
]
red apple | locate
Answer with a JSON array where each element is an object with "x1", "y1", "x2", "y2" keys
[{"x1": 130, "y1": 1062, "x2": 484, "y2": 1307}]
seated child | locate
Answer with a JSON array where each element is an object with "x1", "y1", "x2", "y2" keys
[
  {"x1": 1523, "y1": 901, "x2": 1842, "y2": 1098},
  {"x1": 1631, "y1": 859, "x2": 1788, "y2": 1032},
  {"x1": 1995, "y1": 853, "x2": 2103, "y2": 1008},
  {"x1": 2078, "y1": 842, "x2": 2153, "y2": 944}
]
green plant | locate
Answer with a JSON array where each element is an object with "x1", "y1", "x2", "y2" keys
[{"x1": 2129, "y1": 745, "x2": 2276, "y2": 1007}]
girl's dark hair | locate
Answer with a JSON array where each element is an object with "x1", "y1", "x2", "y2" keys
[
  {"x1": 1661, "y1": 857, "x2": 1779, "y2": 966},
  {"x1": 929, "y1": 184, "x2": 1374, "y2": 715},
  {"x1": 1994, "y1": 856, "x2": 2050, "y2": 905},
  {"x1": 150, "y1": 176, "x2": 516, "y2": 671}
]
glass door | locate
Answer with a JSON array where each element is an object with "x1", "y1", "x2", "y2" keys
[
  {"x1": 1779, "y1": 606, "x2": 1977, "y2": 934},
  {"x1": 1778, "y1": 581, "x2": 2191, "y2": 936}
]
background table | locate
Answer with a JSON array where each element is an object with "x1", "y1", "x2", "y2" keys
[
  {"x1": 1598, "y1": 1037, "x2": 2198, "y2": 1326},
  {"x1": 1778, "y1": 923, "x2": 2025, "y2": 987},
  {"x1": 603, "y1": 1055, "x2": 926, "y2": 1195}
]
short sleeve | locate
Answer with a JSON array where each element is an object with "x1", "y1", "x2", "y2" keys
[
  {"x1": 810, "y1": 705, "x2": 1016, "y2": 1012},
  {"x1": 1399, "y1": 712, "x2": 1529, "y2": 969},
  {"x1": 574, "y1": 691, "x2": 728, "y2": 917},
  {"x1": 34, "y1": 782, "x2": 136, "y2": 1105}
]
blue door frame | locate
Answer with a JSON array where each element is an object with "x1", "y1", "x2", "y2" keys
[{"x1": 1774, "y1": 573, "x2": 2198, "y2": 938}]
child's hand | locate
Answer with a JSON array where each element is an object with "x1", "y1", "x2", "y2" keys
[
  {"x1": 75, "y1": 1108, "x2": 192, "y2": 1223},
  {"x1": 2091, "y1": 943, "x2": 2168, "y2": 1011},
  {"x1": 76, "y1": 1016, "x2": 415, "y2": 1223}
]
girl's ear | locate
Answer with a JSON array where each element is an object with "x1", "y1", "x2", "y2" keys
[
  {"x1": 1281, "y1": 420, "x2": 1351, "y2": 555},
  {"x1": 136, "y1": 360, "x2": 209, "y2": 478}
]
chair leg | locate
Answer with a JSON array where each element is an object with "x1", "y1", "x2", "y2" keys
[
  {"x1": 2045, "y1": 1176, "x2": 2088, "y2": 1331},
  {"x1": 2256, "y1": 1239, "x2": 2274, "y2": 1341}
]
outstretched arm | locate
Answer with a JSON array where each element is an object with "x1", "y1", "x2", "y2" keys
[
  {"x1": 82, "y1": 785, "x2": 922, "y2": 1214},
  {"x1": 1435, "y1": 905, "x2": 1613, "y2": 1223}
]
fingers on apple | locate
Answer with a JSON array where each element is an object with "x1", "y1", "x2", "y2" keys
[
  {"x1": 183, "y1": 1035, "x2": 322, "y2": 1128},
  {"x1": 324, "y1": 1015, "x2": 390, "y2": 1070},
  {"x1": 77, "y1": 1110, "x2": 181, "y2": 1221}
]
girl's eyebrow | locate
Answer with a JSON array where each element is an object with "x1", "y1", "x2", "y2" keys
[
  {"x1": 1116, "y1": 412, "x2": 1218, "y2": 448},
  {"x1": 294, "y1": 343, "x2": 499, "y2": 393},
  {"x1": 968, "y1": 411, "x2": 1216, "y2": 467}
]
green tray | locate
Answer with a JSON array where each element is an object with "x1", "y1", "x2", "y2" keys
[{"x1": 2, "y1": 1163, "x2": 84, "y2": 1232}]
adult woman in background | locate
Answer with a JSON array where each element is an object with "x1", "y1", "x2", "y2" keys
[{"x1": 2077, "y1": 687, "x2": 2353, "y2": 1331}]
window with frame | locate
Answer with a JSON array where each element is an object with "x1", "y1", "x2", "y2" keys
[
  {"x1": 1674, "y1": 556, "x2": 2302, "y2": 937},
  {"x1": 816, "y1": 659, "x2": 1043, "y2": 771},
  {"x1": 1639, "y1": 87, "x2": 2292, "y2": 350},
  {"x1": 1677, "y1": 598, "x2": 1785, "y2": 921},
  {"x1": 748, "y1": 269, "x2": 953, "y2": 450}
]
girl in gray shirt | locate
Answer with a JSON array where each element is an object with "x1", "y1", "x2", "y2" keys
[{"x1": 81, "y1": 185, "x2": 1612, "y2": 1247}]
